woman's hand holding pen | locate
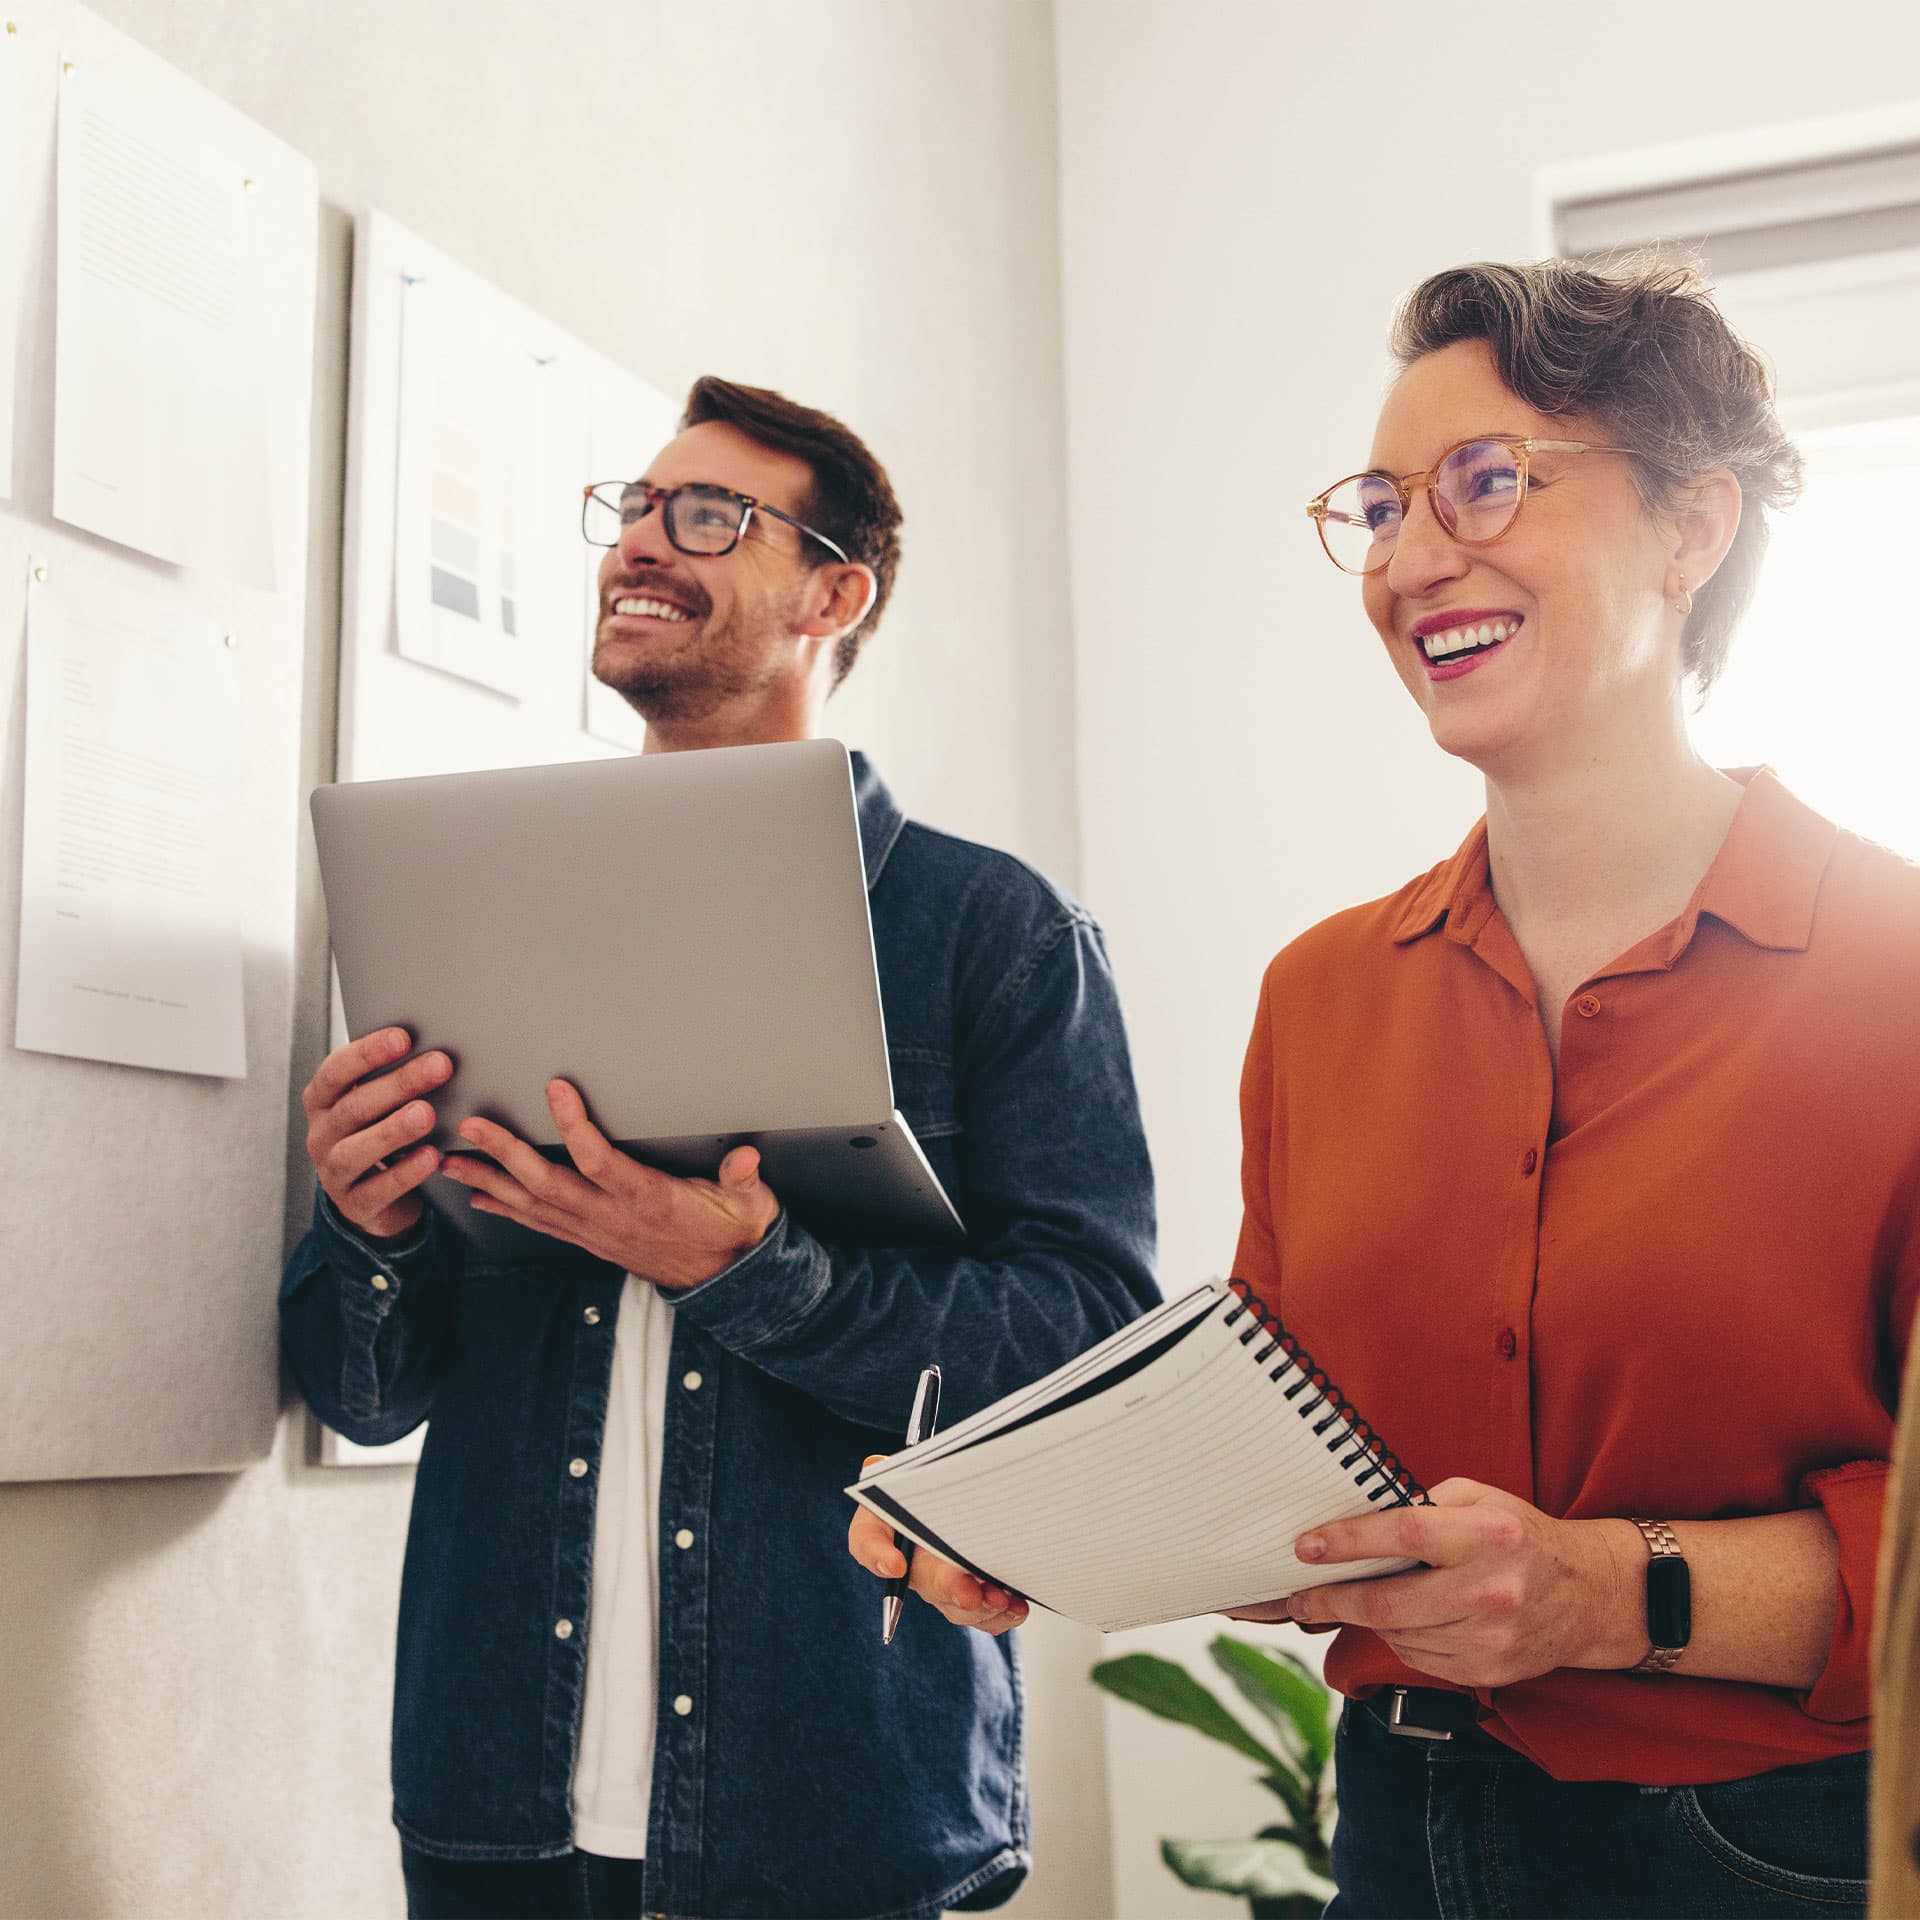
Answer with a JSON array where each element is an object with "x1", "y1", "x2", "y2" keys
[
  {"x1": 848, "y1": 1455, "x2": 1030, "y2": 1638},
  {"x1": 1222, "y1": 1477, "x2": 1644, "y2": 1690}
]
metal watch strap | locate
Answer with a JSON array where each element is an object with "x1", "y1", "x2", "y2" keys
[{"x1": 1630, "y1": 1517, "x2": 1685, "y2": 1674}]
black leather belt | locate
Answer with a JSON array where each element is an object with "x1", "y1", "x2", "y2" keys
[{"x1": 1364, "y1": 1685, "x2": 1483, "y2": 1741}]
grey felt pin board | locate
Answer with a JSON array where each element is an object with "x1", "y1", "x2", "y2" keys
[{"x1": 0, "y1": 3, "x2": 318, "y2": 1480}]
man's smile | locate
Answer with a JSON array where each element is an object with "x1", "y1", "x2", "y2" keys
[{"x1": 610, "y1": 596, "x2": 694, "y2": 624}]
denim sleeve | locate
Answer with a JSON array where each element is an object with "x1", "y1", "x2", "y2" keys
[
  {"x1": 278, "y1": 1187, "x2": 463, "y2": 1446},
  {"x1": 667, "y1": 912, "x2": 1160, "y2": 1431}
]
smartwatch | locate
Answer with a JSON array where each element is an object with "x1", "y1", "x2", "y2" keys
[{"x1": 1629, "y1": 1518, "x2": 1690, "y2": 1674}]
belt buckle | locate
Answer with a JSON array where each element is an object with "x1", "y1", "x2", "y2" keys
[{"x1": 1387, "y1": 1687, "x2": 1454, "y2": 1741}]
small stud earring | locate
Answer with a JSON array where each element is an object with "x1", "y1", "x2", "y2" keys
[{"x1": 1674, "y1": 579, "x2": 1693, "y2": 618}]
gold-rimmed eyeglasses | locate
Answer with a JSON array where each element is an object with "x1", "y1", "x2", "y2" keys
[{"x1": 1305, "y1": 436, "x2": 1634, "y2": 576}]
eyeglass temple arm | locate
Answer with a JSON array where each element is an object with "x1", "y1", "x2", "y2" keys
[
  {"x1": 1522, "y1": 439, "x2": 1634, "y2": 455},
  {"x1": 753, "y1": 498, "x2": 852, "y2": 564}
]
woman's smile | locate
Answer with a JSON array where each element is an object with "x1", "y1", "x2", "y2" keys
[{"x1": 1409, "y1": 608, "x2": 1526, "y2": 680}]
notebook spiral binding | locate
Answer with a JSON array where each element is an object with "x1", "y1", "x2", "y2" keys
[{"x1": 1223, "y1": 1278, "x2": 1429, "y2": 1507}]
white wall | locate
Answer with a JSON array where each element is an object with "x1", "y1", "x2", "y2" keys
[
  {"x1": 1052, "y1": 5, "x2": 1920, "y2": 1912},
  {"x1": 0, "y1": 5, "x2": 1110, "y2": 1916}
]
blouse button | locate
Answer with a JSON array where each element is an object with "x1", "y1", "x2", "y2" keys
[
  {"x1": 1520, "y1": 1147, "x2": 1539, "y2": 1176},
  {"x1": 1575, "y1": 994, "x2": 1602, "y2": 1018},
  {"x1": 1496, "y1": 1328, "x2": 1518, "y2": 1360}
]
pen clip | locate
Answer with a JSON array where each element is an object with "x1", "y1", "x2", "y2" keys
[{"x1": 905, "y1": 1364, "x2": 941, "y2": 1448}]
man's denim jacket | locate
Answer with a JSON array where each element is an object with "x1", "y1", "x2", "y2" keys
[{"x1": 280, "y1": 753, "x2": 1159, "y2": 1920}]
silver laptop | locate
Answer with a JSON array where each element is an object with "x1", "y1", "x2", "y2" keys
[{"x1": 310, "y1": 739, "x2": 965, "y2": 1262}]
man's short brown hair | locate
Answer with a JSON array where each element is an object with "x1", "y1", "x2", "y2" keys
[{"x1": 682, "y1": 377, "x2": 903, "y2": 691}]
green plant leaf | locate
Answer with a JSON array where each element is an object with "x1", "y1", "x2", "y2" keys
[
  {"x1": 1210, "y1": 1636, "x2": 1335, "y2": 1777},
  {"x1": 1257, "y1": 1769, "x2": 1316, "y2": 1837},
  {"x1": 1160, "y1": 1835, "x2": 1339, "y2": 1904},
  {"x1": 1090, "y1": 1653, "x2": 1286, "y2": 1773},
  {"x1": 1257, "y1": 1818, "x2": 1333, "y2": 1877}
]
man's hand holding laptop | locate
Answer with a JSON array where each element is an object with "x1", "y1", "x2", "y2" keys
[
  {"x1": 302, "y1": 1025, "x2": 780, "y2": 1286},
  {"x1": 442, "y1": 1075, "x2": 779, "y2": 1288},
  {"x1": 302, "y1": 1027, "x2": 452, "y2": 1245}
]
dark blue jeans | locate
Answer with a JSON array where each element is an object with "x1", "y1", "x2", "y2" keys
[
  {"x1": 1327, "y1": 1689, "x2": 1868, "y2": 1918},
  {"x1": 401, "y1": 1844, "x2": 647, "y2": 1920}
]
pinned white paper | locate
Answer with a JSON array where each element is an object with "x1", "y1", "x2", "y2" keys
[
  {"x1": 51, "y1": 9, "x2": 275, "y2": 587},
  {"x1": 16, "y1": 563, "x2": 247, "y2": 1078},
  {"x1": 0, "y1": 8, "x2": 39, "y2": 503}
]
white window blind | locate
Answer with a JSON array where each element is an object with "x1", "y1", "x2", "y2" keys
[{"x1": 1555, "y1": 143, "x2": 1920, "y2": 278}]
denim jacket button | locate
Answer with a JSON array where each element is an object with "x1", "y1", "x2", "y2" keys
[
  {"x1": 568, "y1": 1458, "x2": 589, "y2": 1479},
  {"x1": 672, "y1": 1694, "x2": 693, "y2": 1716},
  {"x1": 369, "y1": 1274, "x2": 390, "y2": 1292},
  {"x1": 682, "y1": 1370, "x2": 703, "y2": 1392},
  {"x1": 582, "y1": 1306, "x2": 601, "y2": 1326},
  {"x1": 674, "y1": 1528, "x2": 694, "y2": 1549},
  {"x1": 554, "y1": 1619, "x2": 574, "y2": 1641}
]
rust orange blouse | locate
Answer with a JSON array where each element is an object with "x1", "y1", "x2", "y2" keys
[{"x1": 1232, "y1": 769, "x2": 1920, "y2": 1785}]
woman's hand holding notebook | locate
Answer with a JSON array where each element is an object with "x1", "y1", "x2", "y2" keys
[{"x1": 847, "y1": 1279, "x2": 1427, "y2": 1634}]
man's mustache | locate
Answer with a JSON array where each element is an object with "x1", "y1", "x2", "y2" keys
[{"x1": 602, "y1": 572, "x2": 708, "y2": 618}]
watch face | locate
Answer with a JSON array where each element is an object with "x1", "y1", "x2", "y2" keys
[{"x1": 1647, "y1": 1553, "x2": 1691, "y2": 1649}]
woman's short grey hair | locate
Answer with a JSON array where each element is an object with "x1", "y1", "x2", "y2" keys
[{"x1": 1390, "y1": 258, "x2": 1803, "y2": 695}]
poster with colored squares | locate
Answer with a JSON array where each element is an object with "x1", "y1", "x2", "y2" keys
[{"x1": 391, "y1": 273, "x2": 537, "y2": 698}]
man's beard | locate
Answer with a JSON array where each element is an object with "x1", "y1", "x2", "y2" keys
[{"x1": 592, "y1": 601, "x2": 789, "y2": 726}]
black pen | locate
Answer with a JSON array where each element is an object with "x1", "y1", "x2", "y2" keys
[{"x1": 881, "y1": 1364, "x2": 942, "y2": 1646}]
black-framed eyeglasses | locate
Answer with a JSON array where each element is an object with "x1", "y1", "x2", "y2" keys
[
  {"x1": 1305, "y1": 436, "x2": 1634, "y2": 575},
  {"x1": 581, "y1": 480, "x2": 851, "y2": 563}
]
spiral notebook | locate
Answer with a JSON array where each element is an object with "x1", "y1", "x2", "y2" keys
[{"x1": 848, "y1": 1279, "x2": 1427, "y2": 1632}]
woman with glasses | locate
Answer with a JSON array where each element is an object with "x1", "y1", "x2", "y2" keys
[{"x1": 853, "y1": 258, "x2": 1917, "y2": 1917}]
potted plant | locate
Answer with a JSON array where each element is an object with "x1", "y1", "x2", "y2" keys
[{"x1": 1090, "y1": 1635, "x2": 1337, "y2": 1918}]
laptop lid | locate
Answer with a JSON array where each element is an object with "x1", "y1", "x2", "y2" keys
[{"x1": 310, "y1": 738, "x2": 898, "y2": 1150}]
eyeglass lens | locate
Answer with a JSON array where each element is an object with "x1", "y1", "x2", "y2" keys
[
  {"x1": 1320, "y1": 440, "x2": 1525, "y2": 574},
  {"x1": 584, "y1": 483, "x2": 748, "y2": 554}
]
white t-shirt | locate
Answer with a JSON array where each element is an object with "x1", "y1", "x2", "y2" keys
[{"x1": 569, "y1": 1272, "x2": 675, "y2": 1859}]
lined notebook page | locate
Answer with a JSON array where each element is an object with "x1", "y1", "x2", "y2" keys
[{"x1": 855, "y1": 1287, "x2": 1415, "y2": 1633}]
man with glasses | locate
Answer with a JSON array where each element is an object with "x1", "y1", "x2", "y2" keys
[{"x1": 281, "y1": 377, "x2": 1158, "y2": 1920}]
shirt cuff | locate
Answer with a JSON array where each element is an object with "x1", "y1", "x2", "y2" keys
[
  {"x1": 316, "y1": 1186, "x2": 431, "y2": 1263},
  {"x1": 1797, "y1": 1457, "x2": 1888, "y2": 1724},
  {"x1": 313, "y1": 1187, "x2": 433, "y2": 1324},
  {"x1": 665, "y1": 1207, "x2": 833, "y2": 1353}
]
